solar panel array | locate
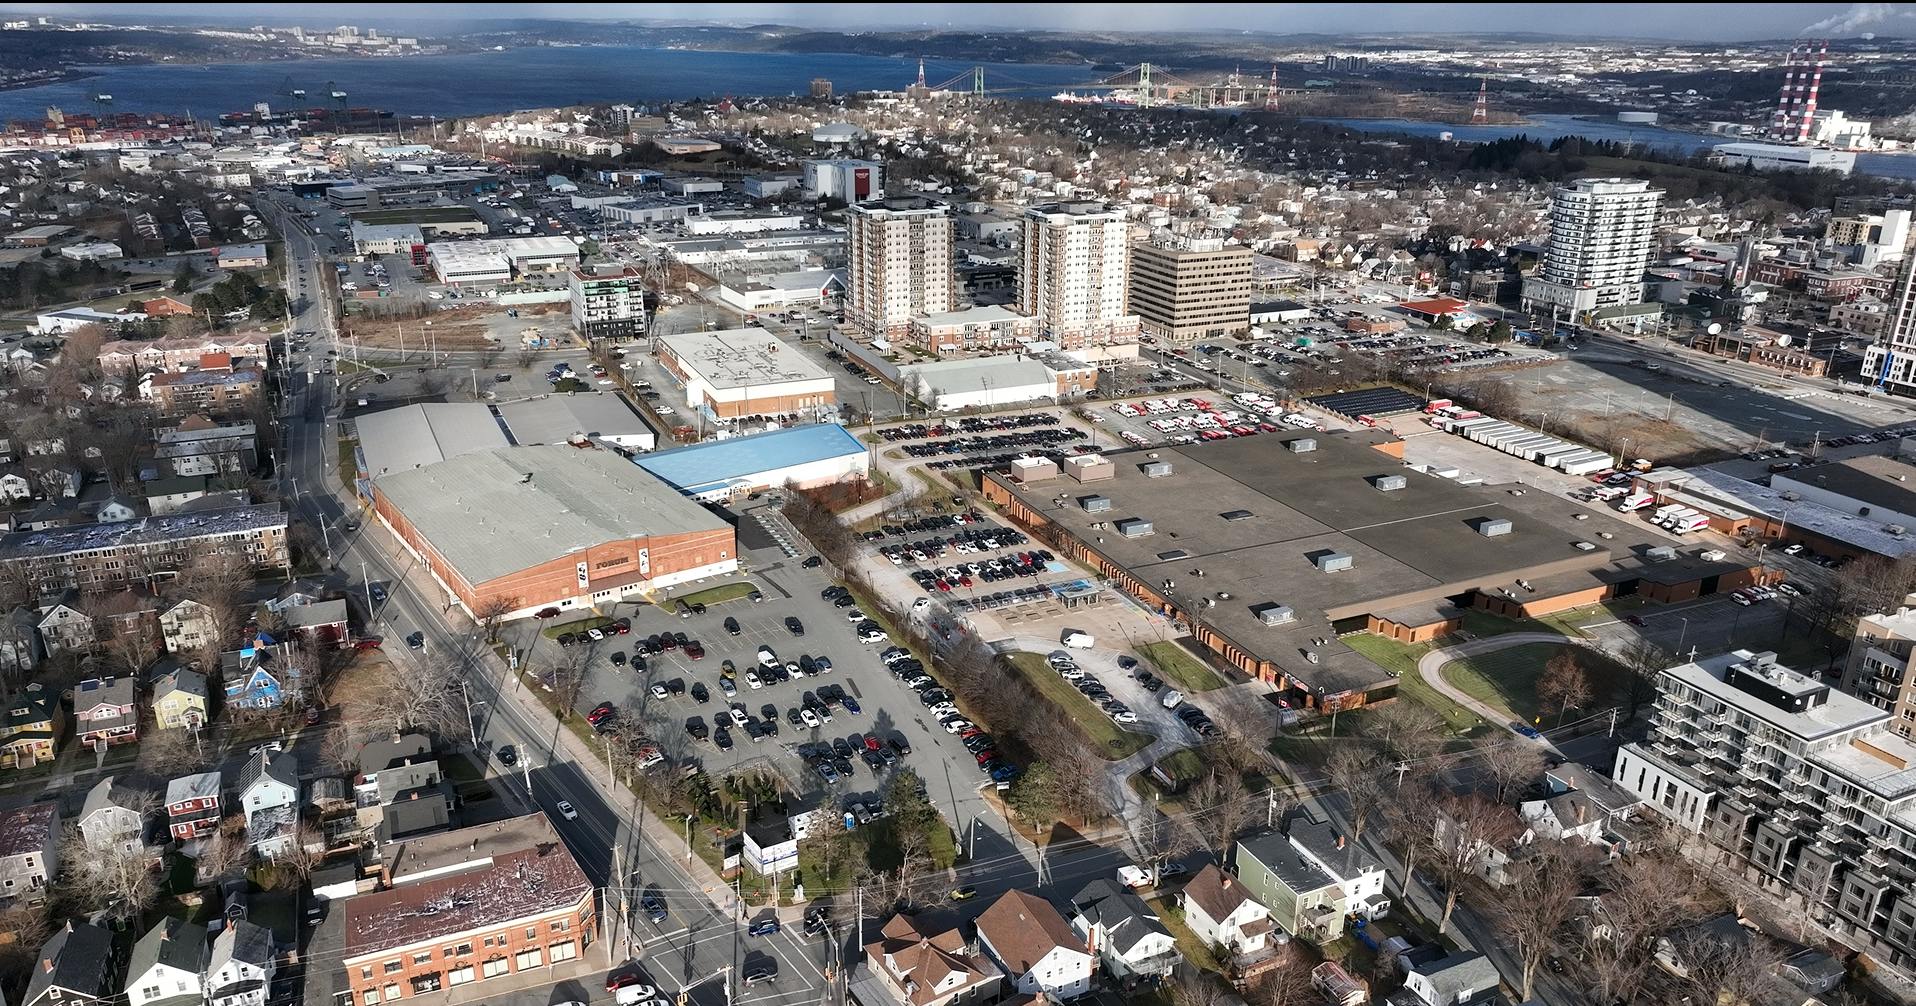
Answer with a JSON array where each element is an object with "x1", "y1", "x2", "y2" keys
[{"x1": 1305, "y1": 387, "x2": 1428, "y2": 419}]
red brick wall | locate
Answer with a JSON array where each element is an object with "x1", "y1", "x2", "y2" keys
[{"x1": 344, "y1": 896, "x2": 596, "y2": 1004}]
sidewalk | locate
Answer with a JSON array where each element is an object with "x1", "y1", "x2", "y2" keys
[{"x1": 1415, "y1": 631, "x2": 1605, "y2": 733}]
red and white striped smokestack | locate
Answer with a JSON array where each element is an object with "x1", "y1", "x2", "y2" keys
[
  {"x1": 1771, "y1": 44, "x2": 1800, "y2": 139},
  {"x1": 1796, "y1": 40, "x2": 1828, "y2": 143}
]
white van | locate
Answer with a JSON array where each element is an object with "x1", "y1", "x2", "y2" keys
[{"x1": 1062, "y1": 630, "x2": 1095, "y2": 649}]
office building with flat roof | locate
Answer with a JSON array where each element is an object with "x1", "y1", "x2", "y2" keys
[
  {"x1": 568, "y1": 268, "x2": 646, "y2": 342},
  {"x1": 656, "y1": 327, "x2": 837, "y2": 424},
  {"x1": 1129, "y1": 240, "x2": 1252, "y2": 345}
]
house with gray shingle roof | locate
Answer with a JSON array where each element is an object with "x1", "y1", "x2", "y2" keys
[
  {"x1": 22, "y1": 920, "x2": 117, "y2": 1006},
  {"x1": 0, "y1": 802, "x2": 58, "y2": 904},
  {"x1": 206, "y1": 919, "x2": 275, "y2": 1006},
  {"x1": 125, "y1": 917, "x2": 206, "y2": 1006},
  {"x1": 1068, "y1": 879, "x2": 1181, "y2": 982},
  {"x1": 79, "y1": 776, "x2": 150, "y2": 856}
]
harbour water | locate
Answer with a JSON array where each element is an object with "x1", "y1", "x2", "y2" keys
[{"x1": 0, "y1": 46, "x2": 1089, "y2": 122}]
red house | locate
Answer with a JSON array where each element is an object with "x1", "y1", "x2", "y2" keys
[{"x1": 164, "y1": 771, "x2": 222, "y2": 841}]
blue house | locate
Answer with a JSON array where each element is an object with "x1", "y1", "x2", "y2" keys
[{"x1": 220, "y1": 636, "x2": 301, "y2": 711}]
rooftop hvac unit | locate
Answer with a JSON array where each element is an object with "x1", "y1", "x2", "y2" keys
[
  {"x1": 1115, "y1": 517, "x2": 1154, "y2": 538},
  {"x1": 1315, "y1": 552, "x2": 1354, "y2": 573},
  {"x1": 1645, "y1": 545, "x2": 1678, "y2": 561},
  {"x1": 1477, "y1": 518, "x2": 1513, "y2": 537},
  {"x1": 1254, "y1": 603, "x2": 1296, "y2": 626},
  {"x1": 1140, "y1": 461, "x2": 1173, "y2": 478},
  {"x1": 1287, "y1": 438, "x2": 1317, "y2": 454},
  {"x1": 1372, "y1": 474, "x2": 1407, "y2": 492},
  {"x1": 1080, "y1": 495, "x2": 1112, "y2": 513}
]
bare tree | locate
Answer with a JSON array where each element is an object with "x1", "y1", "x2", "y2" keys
[
  {"x1": 366, "y1": 656, "x2": 466, "y2": 736},
  {"x1": 1381, "y1": 780, "x2": 1443, "y2": 890},
  {"x1": 1488, "y1": 840, "x2": 1592, "y2": 1002},
  {"x1": 1247, "y1": 960, "x2": 1320, "y2": 1006},
  {"x1": 475, "y1": 595, "x2": 519, "y2": 645},
  {"x1": 1327, "y1": 747, "x2": 1386, "y2": 845},
  {"x1": 1537, "y1": 650, "x2": 1592, "y2": 727},
  {"x1": 1372, "y1": 700, "x2": 1446, "y2": 766},
  {"x1": 1616, "y1": 637, "x2": 1672, "y2": 724},
  {"x1": 1478, "y1": 738, "x2": 1547, "y2": 804},
  {"x1": 134, "y1": 724, "x2": 212, "y2": 785},
  {"x1": 1169, "y1": 968, "x2": 1236, "y2": 1006},
  {"x1": 1426, "y1": 790, "x2": 1523, "y2": 934},
  {"x1": 270, "y1": 823, "x2": 327, "y2": 887},
  {"x1": 56, "y1": 825, "x2": 159, "y2": 924},
  {"x1": 1573, "y1": 849, "x2": 1725, "y2": 1005},
  {"x1": 1186, "y1": 769, "x2": 1251, "y2": 859},
  {"x1": 0, "y1": 903, "x2": 52, "y2": 989},
  {"x1": 169, "y1": 549, "x2": 251, "y2": 658},
  {"x1": 194, "y1": 816, "x2": 254, "y2": 883},
  {"x1": 1665, "y1": 924, "x2": 1787, "y2": 1006}
]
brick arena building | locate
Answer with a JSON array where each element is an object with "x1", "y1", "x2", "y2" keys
[{"x1": 369, "y1": 445, "x2": 737, "y2": 621}]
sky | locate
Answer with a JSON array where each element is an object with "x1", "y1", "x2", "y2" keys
[{"x1": 11, "y1": 2, "x2": 1914, "y2": 42}]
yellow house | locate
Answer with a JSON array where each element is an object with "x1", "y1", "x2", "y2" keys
[
  {"x1": 0, "y1": 684, "x2": 63, "y2": 769},
  {"x1": 153, "y1": 668, "x2": 210, "y2": 731}
]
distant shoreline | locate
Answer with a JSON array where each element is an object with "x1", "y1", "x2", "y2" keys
[{"x1": 0, "y1": 68, "x2": 94, "y2": 94}]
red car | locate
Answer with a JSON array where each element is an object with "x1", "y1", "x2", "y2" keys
[
  {"x1": 864, "y1": 735, "x2": 881, "y2": 751},
  {"x1": 534, "y1": 607, "x2": 561, "y2": 619},
  {"x1": 587, "y1": 702, "x2": 616, "y2": 724},
  {"x1": 613, "y1": 617, "x2": 632, "y2": 635},
  {"x1": 684, "y1": 641, "x2": 706, "y2": 659},
  {"x1": 606, "y1": 974, "x2": 647, "y2": 994},
  {"x1": 353, "y1": 637, "x2": 383, "y2": 652}
]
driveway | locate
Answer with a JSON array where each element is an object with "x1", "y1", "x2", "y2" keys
[{"x1": 1415, "y1": 631, "x2": 1605, "y2": 741}]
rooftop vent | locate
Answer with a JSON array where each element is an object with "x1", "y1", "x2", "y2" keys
[
  {"x1": 1371, "y1": 474, "x2": 1407, "y2": 492},
  {"x1": 1115, "y1": 517, "x2": 1154, "y2": 538},
  {"x1": 1156, "y1": 549, "x2": 1190, "y2": 561},
  {"x1": 1286, "y1": 438, "x2": 1317, "y2": 454},
  {"x1": 1080, "y1": 495, "x2": 1112, "y2": 513},
  {"x1": 1476, "y1": 517, "x2": 1512, "y2": 537},
  {"x1": 1220, "y1": 509, "x2": 1254, "y2": 522},
  {"x1": 1140, "y1": 461, "x2": 1173, "y2": 478},
  {"x1": 1315, "y1": 552, "x2": 1354, "y2": 573},
  {"x1": 1253, "y1": 603, "x2": 1296, "y2": 626},
  {"x1": 1645, "y1": 545, "x2": 1677, "y2": 561}
]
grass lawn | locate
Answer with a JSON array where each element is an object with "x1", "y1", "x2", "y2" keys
[
  {"x1": 1138, "y1": 641, "x2": 1228, "y2": 692},
  {"x1": 1004, "y1": 652, "x2": 1155, "y2": 760},
  {"x1": 676, "y1": 581, "x2": 759, "y2": 608},
  {"x1": 335, "y1": 438, "x2": 358, "y2": 491},
  {"x1": 1440, "y1": 642, "x2": 1628, "y2": 726},
  {"x1": 1340, "y1": 633, "x2": 1488, "y2": 737},
  {"x1": 1151, "y1": 896, "x2": 1223, "y2": 973},
  {"x1": 540, "y1": 616, "x2": 614, "y2": 639}
]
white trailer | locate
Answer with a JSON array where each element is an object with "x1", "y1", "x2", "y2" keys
[{"x1": 1557, "y1": 451, "x2": 1613, "y2": 476}]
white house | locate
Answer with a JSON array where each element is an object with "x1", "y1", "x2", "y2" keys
[
  {"x1": 0, "y1": 471, "x2": 29, "y2": 500},
  {"x1": 237, "y1": 750, "x2": 299, "y2": 857},
  {"x1": 0, "y1": 802, "x2": 57, "y2": 904},
  {"x1": 1178, "y1": 864, "x2": 1278, "y2": 958},
  {"x1": 159, "y1": 599, "x2": 218, "y2": 655},
  {"x1": 1402, "y1": 951, "x2": 1502, "y2": 1006},
  {"x1": 1286, "y1": 818, "x2": 1392, "y2": 920},
  {"x1": 37, "y1": 601, "x2": 95, "y2": 657},
  {"x1": 1068, "y1": 879, "x2": 1182, "y2": 982},
  {"x1": 975, "y1": 889, "x2": 1095, "y2": 1000},
  {"x1": 78, "y1": 777, "x2": 147, "y2": 856},
  {"x1": 206, "y1": 919, "x2": 275, "y2": 1006},
  {"x1": 125, "y1": 918, "x2": 206, "y2": 1006}
]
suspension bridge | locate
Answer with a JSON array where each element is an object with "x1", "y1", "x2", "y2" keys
[{"x1": 912, "y1": 59, "x2": 1307, "y2": 110}]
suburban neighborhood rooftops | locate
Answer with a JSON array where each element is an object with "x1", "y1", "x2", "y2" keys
[
  {"x1": 25, "y1": 921, "x2": 115, "y2": 1005},
  {"x1": 127, "y1": 918, "x2": 207, "y2": 991},
  {"x1": 1236, "y1": 830, "x2": 1341, "y2": 894},
  {"x1": 1180, "y1": 864, "x2": 1260, "y2": 924},
  {"x1": 0, "y1": 802, "x2": 55, "y2": 857},
  {"x1": 166, "y1": 771, "x2": 222, "y2": 806},
  {"x1": 374, "y1": 445, "x2": 728, "y2": 586},
  {"x1": 381, "y1": 814, "x2": 559, "y2": 885},
  {"x1": 975, "y1": 889, "x2": 1085, "y2": 974}
]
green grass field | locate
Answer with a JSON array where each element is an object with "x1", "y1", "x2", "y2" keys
[
  {"x1": 1440, "y1": 643, "x2": 1628, "y2": 726},
  {"x1": 676, "y1": 581, "x2": 760, "y2": 607},
  {"x1": 1005, "y1": 652, "x2": 1155, "y2": 760},
  {"x1": 1137, "y1": 641, "x2": 1228, "y2": 692}
]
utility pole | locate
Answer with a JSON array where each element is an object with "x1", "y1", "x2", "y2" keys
[
  {"x1": 1608, "y1": 707, "x2": 1618, "y2": 738},
  {"x1": 458, "y1": 680, "x2": 479, "y2": 749},
  {"x1": 609, "y1": 837, "x2": 631, "y2": 961},
  {"x1": 360, "y1": 559, "x2": 374, "y2": 614},
  {"x1": 1394, "y1": 761, "x2": 1410, "y2": 789}
]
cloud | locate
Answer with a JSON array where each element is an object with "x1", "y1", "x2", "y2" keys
[{"x1": 1801, "y1": 2, "x2": 1916, "y2": 36}]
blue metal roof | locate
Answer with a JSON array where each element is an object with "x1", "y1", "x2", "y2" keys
[{"x1": 637, "y1": 424, "x2": 866, "y2": 491}]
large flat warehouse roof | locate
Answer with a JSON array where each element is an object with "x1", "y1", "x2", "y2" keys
[
  {"x1": 658, "y1": 327, "x2": 832, "y2": 390},
  {"x1": 374, "y1": 445, "x2": 728, "y2": 586},
  {"x1": 990, "y1": 431, "x2": 1739, "y2": 696}
]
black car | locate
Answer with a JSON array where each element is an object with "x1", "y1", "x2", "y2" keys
[
  {"x1": 831, "y1": 737, "x2": 853, "y2": 758},
  {"x1": 802, "y1": 556, "x2": 824, "y2": 568},
  {"x1": 832, "y1": 594, "x2": 857, "y2": 608},
  {"x1": 714, "y1": 725, "x2": 734, "y2": 750},
  {"x1": 690, "y1": 682, "x2": 709, "y2": 703},
  {"x1": 785, "y1": 616, "x2": 805, "y2": 636},
  {"x1": 405, "y1": 631, "x2": 426, "y2": 650},
  {"x1": 610, "y1": 652, "x2": 626, "y2": 666},
  {"x1": 724, "y1": 616, "x2": 741, "y2": 636},
  {"x1": 497, "y1": 744, "x2": 518, "y2": 766},
  {"x1": 685, "y1": 717, "x2": 709, "y2": 741},
  {"x1": 643, "y1": 634, "x2": 663, "y2": 654},
  {"x1": 672, "y1": 631, "x2": 690, "y2": 648},
  {"x1": 822, "y1": 586, "x2": 848, "y2": 601},
  {"x1": 690, "y1": 602, "x2": 707, "y2": 615},
  {"x1": 889, "y1": 735, "x2": 912, "y2": 756}
]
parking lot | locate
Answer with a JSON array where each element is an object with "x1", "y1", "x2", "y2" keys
[{"x1": 530, "y1": 539, "x2": 1008, "y2": 837}]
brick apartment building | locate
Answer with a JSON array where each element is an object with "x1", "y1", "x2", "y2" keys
[
  {"x1": 142, "y1": 364, "x2": 264, "y2": 419},
  {"x1": 0, "y1": 505, "x2": 289, "y2": 594},
  {"x1": 342, "y1": 816, "x2": 597, "y2": 1004}
]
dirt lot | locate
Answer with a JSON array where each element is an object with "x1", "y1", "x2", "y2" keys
[{"x1": 339, "y1": 302, "x2": 571, "y2": 352}]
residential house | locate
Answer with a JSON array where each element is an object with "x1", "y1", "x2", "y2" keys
[
  {"x1": 1288, "y1": 817, "x2": 1392, "y2": 920},
  {"x1": 152, "y1": 667, "x2": 210, "y2": 730},
  {"x1": 125, "y1": 918, "x2": 207, "y2": 1006},
  {"x1": 21, "y1": 921, "x2": 118, "y2": 1006},
  {"x1": 1179, "y1": 864, "x2": 1279, "y2": 975},
  {"x1": 165, "y1": 771, "x2": 223, "y2": 842},
  {"x1": 0, "y1": 470, "x2": 30, "y2": 500},
  {"x1": 153, "y1": 419, "x2": 258, "y2": 479},
  {"x1": 159, "y1": 598, "x2": 219, "y2": 655},
  {"x1": 236, "y1": 749, "x2": 299, "y2": 858},
  {"x1": 0, "y1": 802, "x2": 58, "y2": 904},
  {"x1": 1780, "y1": 946, "x2": 1846, "y2": 996},
  {"x1": 79, "y1": 588, "x2": 163, "y2": 657},
  {"x1": 37, "y1": 598, "x2": 96, "y2": 656},
  {"x1": 355, "y1": 733, "x2": 452, "y2": 842},
  {"x1": 852, "y1": 912, "x2": 1002, "y2": 1006},
  {"x1": 221, "y1": 638, "x2": 302, "y2": 711},
  {"x1": 93, "y1": 497, "x2": 139, "y2": 523},
  {"x1": 206, "y1": 919, "x2": 275, "y2": 1006},
  {"x1": 266, "y1": 579, "x2": 328, "y2": 614},
  {"x1": 143, "y1": 475, "x2": 214, "y2": 516},
  {"x1": 73, "y1": 675, "x2": 138, "y2": 748},
  {"x1": 32, "y1": 462, "x2": 81, "y2": 499},
  {"x1": 1068, "y1": 880, "x2": 1182, "y2": 984},
  {"x1": 1521, "y1": 764, "x2": 1641, "y2": 850},
  {"x1": 974, "y1": 889, "x2": 1094, "y2": 1000},
  {"x1": 1655, "y1": 914, "x2": 1752, "y2": 980},
  {"x1": 282, "y1": 598, "x2": 348, "y2": 650},
  {"x1": 1232, "y1": 831, "x2": 1349, "y2": 942},
  {"x1": 79, "y1": 776, "x2": 149, "y2": 856},
  {"x1": 0, "y1": 683, "x2": 61, "y2": 768},
  {"x1": 0, "y1": 605, "x2": 40, "y2": 682},
  {"x1": 1398, "y1": 951, "x2": 1502, "y2": 1006}
]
